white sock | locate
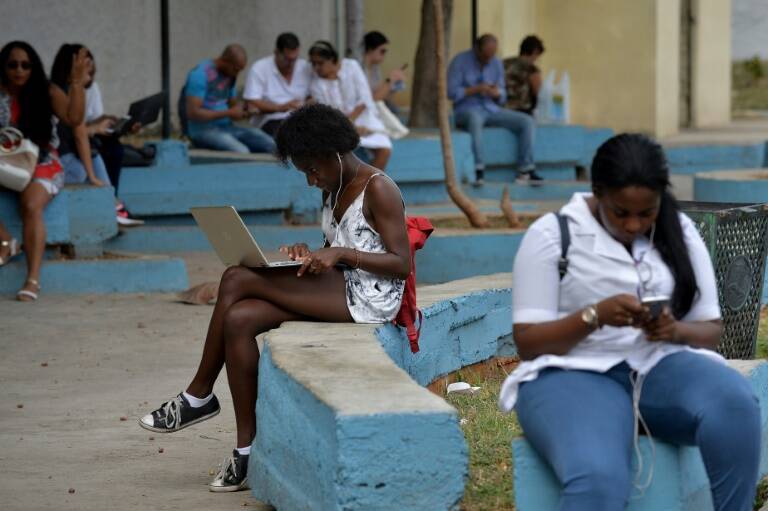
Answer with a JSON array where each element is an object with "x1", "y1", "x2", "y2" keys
[
  {"x1": 183, "y1": 391, "x2": 212, "y2": 408},
  {"x1": 236, "y1": 446, "x2": 251, "y2": 456}
]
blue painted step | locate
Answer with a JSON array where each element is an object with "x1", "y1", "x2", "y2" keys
[
  {"x1": 118, "y1": 157, "x2": 321, "y2": 222},
  {"x1": 0, "y1": 186, "x2": 117, "y2": 253},
  {"x1": 0, "y1": 254, "x2": 188, "y2": 295},
  {"x1": 465, "y1": 181, "x2": 589, "y2": 202},
  {"x1": 106, "y1": 225, "x2": 324, "y2": 254},
  {"x1": 484, "y1": 164, "x2": 577, "y2": 182},
  {"x1": 664, "y1": 143, "x2": 767, "y2": 175}
]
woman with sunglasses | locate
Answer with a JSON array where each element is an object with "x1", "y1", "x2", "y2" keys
[
  {"x1": 138, "y1": 104, "x2": 409, "y2": 492},
  {"x1": 0, "y1": 41, "x2": 89, "y2": 300},
  {"x1": 500, "y1": 134, "x2": 760, "y2": 510},
  {"x1": 308, "y1": 41, "x2": 392, "y2": 170}
]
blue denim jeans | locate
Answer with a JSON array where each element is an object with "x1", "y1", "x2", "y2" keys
[
  {"x1": 61, "y1": 152, "x2": 112, "y2": 186},
  {"x1": 454, "y1": 107, "x2": 535, "y2": 171},
  {"x1": 190, "y1": 124, "x2": 276, "y2": 154},
  {"x1": 516, "y1": 352, "x2": 760, "y2": 511}
]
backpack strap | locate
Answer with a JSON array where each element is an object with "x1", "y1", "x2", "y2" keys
[{"x1": 554, "y1": 212, "x2": 570, "y2": 280}]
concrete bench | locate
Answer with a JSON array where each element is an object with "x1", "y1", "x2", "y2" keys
[
  {"x1": 249, "y1": 270, "x2": 768, "y2": 509},
  {"x1": 118, "y1": 141, "x2": 320, "y2": 224},
  {"x1": 664, "y1": 142, "x2": 767, "y2": 175},
  {"x1": 0, "y1": 185, "x2": 117, "y2": 256},
  {"x1": 117, "y1": 127, "x2": 610, "y2": 223},
  {"x1": 512, "y1": 360, "x2": 768, "y2": 511},
  {"x1": 0, "y1": 185, "x2": 188, "y2": 295},
  {"x1": 250, "y1": 273, "x2": 514, "y2": 510}
]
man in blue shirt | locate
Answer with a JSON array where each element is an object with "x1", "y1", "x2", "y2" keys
[
  {"x1": 448, "y1": 34, "x2": 539, "y2": 185},
  {"x1": 184, "y1": 44, "x2": 275, "y2": 154}
]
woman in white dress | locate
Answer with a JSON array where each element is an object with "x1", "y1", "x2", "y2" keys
[{"x1": 308, "y1": 40, "x2": 392, "y2": 170}]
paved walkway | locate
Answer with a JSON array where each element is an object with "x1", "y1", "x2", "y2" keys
[{"x1": 0, "y1": 253, "x2": 271, "y2": 511}]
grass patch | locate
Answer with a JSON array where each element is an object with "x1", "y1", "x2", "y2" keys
[
  {"x1": 756, "y1": 307, "x2": 768, "y2": 359},
  {"x1": 733, "y1": 59, "x2": 768, "y2": 113},
  {"x1": 445, "y1": 366, "x2": 521, "y2": 511}
]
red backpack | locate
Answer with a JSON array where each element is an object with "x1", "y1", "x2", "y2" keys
[{"x1": 394, "y1": 216, "x2": 434, "y2": 353}]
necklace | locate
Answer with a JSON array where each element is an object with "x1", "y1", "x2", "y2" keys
[{"x1": 332, "y1": 162, "x2": 363, "y2": 217}]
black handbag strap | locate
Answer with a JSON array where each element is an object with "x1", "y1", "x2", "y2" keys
[{"x1": 554, "y1": 212, "x2": 570, "y2": 280}]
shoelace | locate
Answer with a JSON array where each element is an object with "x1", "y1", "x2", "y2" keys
[
  {"x1": 213, "y1": 456, "x2": 238, "y2": 484},
  {"x1": 160, "y1": 395, "x2": 184, "y2": 430}
]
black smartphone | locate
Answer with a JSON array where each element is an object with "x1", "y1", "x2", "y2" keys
[{"x1": 642, "y1": 296, "x2": 670, "y2": 319}]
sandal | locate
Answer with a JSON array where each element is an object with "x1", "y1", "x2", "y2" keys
[
  {"x1": 0, "y1": 237, "x2": 20, "y2": 266},
  {"x1": 17, "y1": 279, "x2": 40, "y2": 302}
]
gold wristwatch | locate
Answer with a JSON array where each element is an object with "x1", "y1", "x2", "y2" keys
[{"x1": 581, "y1": 304, "x2": 600, "y2": 330}]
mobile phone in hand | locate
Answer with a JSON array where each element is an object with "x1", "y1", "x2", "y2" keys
[{"x1": 642, "y1": 295, "x2": 670, "y2": 319}]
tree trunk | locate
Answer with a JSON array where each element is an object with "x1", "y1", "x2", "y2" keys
[
  {"x1": 433, "y1": 0, "x2": 488, "y2": 228},
  {"x1": 345, "y1": 0, "x2": 364, "y2": 60},
  {"x1": 410, "y1": 0, "x2": 453, "y2": 128}
]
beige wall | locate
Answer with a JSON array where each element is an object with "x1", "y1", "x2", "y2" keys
[
  {"x1": 655, "y1": 0, "x2": 681, "y2": 137},
  {"x1": 364, "y1": 0, "x2": 730, "y2": 136},
  {"x1": 0, "y1": 0, "x2": 335, "y2": 125},
  {"x1": 535, "y1": 0, "x2": 658, "y2": 134},
  {"x1": 691, "y1": 0, "x2": 732, "y2": 127}
]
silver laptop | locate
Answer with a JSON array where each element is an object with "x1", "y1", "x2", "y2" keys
[{"x1": 190, "y1": 206, "x2": 302, "y2": 268}]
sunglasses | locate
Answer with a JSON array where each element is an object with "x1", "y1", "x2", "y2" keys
[{"x1": 6, "y1": 60, "x2": 31, "y2": 71}]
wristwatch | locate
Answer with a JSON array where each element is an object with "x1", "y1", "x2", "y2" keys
[{"x1": 581, "y1": 304, "x2": 600, "y2": 331}]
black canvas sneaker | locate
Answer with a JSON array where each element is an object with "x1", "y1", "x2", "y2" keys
[
  {"x1": 516, "y1": 169, "x2": 545, "y2": 187},
  {"x1": 138, "y1": 392, "x2": 220, "y2": 433},
  {"x1": 209, "y1": 449, "x2": 250, "y2": 492}
]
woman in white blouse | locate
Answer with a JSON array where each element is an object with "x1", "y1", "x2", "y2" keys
[
  {"x1": 308, "y1": 41, "x2": 392, "y2": 170},
  {"x1": 500, "y1": 134, "x2": 760, "y2": 510}
]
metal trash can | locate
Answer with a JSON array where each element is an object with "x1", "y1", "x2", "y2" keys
[{"x1": 681, "y1": 202, "x2": 768, "y2": 359}]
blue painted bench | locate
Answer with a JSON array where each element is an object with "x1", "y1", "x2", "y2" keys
[
  {"x1": 0, "y1": 185, "x2": 188, "y2": 295},
  {"x1": 0, "y1": 185, "x2": 117, "y2": 256},
  {"x1": 0, "y1": 254, "x2": 188, "y2": 295},
  {"x1": 117, "y1": 126, "x2": 609, "y2": 224},
  {"x1": 665, "y1": 142, "x2": 767, "y2": 175},
  {"x1": 512, "y1": 360, "x2": 768, "y2": 511},
  {"x1": 250, "y1": 273, "x2": 513, "y2": 510},
  {"x1": 118, "y1": 142, "x2": 320, "y2": 225},
  {"x1": 251, "y1": 270, "x2": 768, "y2": 509}
]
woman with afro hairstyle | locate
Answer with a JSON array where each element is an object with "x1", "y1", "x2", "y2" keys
[{"x1": 140, "y1": 104, "x2": 410, "y2": 492}]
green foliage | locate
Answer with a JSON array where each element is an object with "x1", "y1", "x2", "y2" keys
[
  {"x1": 733, "y1": 58, "x2": 768, "y2": 112},
  {"x1": 756, "y1": 307, "x2": 768, "y2": 359},
  {"x1": 744, "y1": 56, "x2": 765, "y2": 81}
]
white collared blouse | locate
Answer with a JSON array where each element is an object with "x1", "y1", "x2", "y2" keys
[
  {"x1": 499, "y1": 193, "x2": 723, "y2": 412},
  {"x1": 243, "y1": 56, "x2": 312, "y2": 128}
]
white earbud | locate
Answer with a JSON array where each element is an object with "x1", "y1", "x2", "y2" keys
[{"x1": 333, "y1": 153, "x2": 343, "y2": 211}]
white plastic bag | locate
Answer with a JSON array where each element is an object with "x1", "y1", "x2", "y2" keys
[
  {"x1": 535, "y1": 70, "x2": 570, "y2": 124},
  {"x1": 375, "y1": 100, "x2": 409, "y2": 140},
  {"x1": 0, "y1": 127, "x2": 38, "y2": 192}
]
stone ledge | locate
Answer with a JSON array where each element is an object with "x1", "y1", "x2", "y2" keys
[
  {"x1": 0, "y1": 185, "x2": 117, "y2": 251},
  {"x1": 249, "y1": 273, "x2": 515, "y2": 510}
]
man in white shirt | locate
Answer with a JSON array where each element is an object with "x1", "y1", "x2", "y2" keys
[{"x1": 243, "y1": 33, "x2": 312, "y2": 137}]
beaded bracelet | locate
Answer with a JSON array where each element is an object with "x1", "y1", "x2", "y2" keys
[{"x1": 353, "y1": 248, "x2": 360, "y2": 269}]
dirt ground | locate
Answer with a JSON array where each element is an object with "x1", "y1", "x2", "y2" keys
[{"x1": 0, "y1": 253, "x2": 273, "y2": 511}]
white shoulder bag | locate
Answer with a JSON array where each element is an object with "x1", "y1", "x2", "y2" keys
[
  {"x1": 375, "y1": 101, "x2": 409, "y2": 140},
  {"x1": 0, "y1": 127, "x2": 39, "y2": 192}
]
